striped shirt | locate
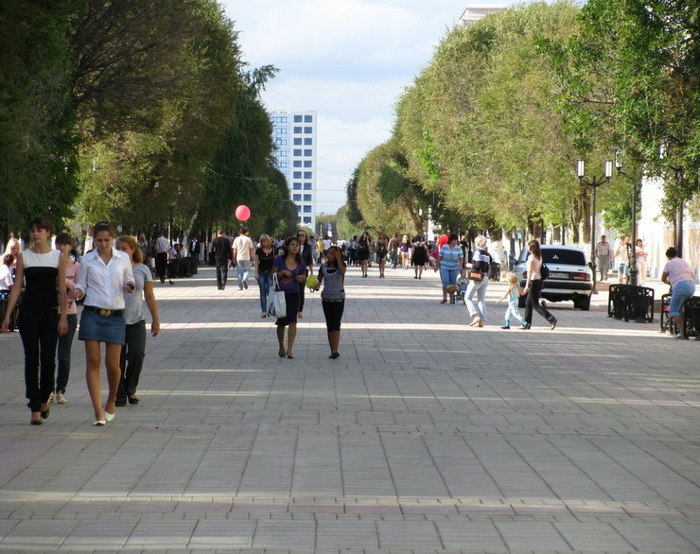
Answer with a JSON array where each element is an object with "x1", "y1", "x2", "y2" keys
[{"x1": 439, "y1": 245, "x2": 463, "y2": 270}]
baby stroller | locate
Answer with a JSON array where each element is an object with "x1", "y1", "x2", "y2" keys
[{"x1": 454, "y1": 277, "x2": 469, "y2": 305}]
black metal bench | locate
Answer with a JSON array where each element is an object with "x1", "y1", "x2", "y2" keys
[{"x1": 607, "y1": 284, "x2": 655, "y2": 322}]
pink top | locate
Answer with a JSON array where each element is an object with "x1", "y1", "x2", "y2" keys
[
  {"x1": 663, "y1": 257, "x2": 693, "y2": 286},
  {"x1": 63, "y1": 262, "x2": 80, "y2": 315}
]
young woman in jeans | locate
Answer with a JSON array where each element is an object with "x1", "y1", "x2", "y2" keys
[
  {"x1": 1, "y1": 218, "x2": 68, "y2": 425},
  {"x1": 254, "y1": 234, "x2": 275, "y2": 318}
]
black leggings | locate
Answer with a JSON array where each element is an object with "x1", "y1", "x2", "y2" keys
[
  {"x1": 322, "y1": 300, "x2": 345, "y2": 332},
  {"x1": 524, "y1": 279, "x2": 555, "y2": 324}
]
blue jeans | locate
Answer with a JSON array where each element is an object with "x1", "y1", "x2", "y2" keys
[
  {"x1": 669, "y1": 280, "x2": 695, "y2": 316},
  {"x1": 257, "y1": 271, "x2": 272, "y2": 313},
  {"x1": 56, "y1": 313, "x2": 78, "y2": 393},
  {"x1": 237, "y1": 260, "x2": 252, "y2": 288},
  {"x1": 465, "y1": 278, "x2": 489, "y2": 321},
  {"x1": 440, "y1": 267, "x2": 459, "y2": 288}
]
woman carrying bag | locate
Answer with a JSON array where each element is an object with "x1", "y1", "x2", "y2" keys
[{"x1": 272, "y1": 236, "x2": 307, "y2": 359}]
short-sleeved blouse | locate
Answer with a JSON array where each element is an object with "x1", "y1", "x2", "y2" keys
[{"x1": 273, "y1": 256, "x2": 307, "y2": 294}]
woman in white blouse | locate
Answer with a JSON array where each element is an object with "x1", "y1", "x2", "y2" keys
[{"x1": 73, "y1": 222, "x2": 135, "y2": 426}]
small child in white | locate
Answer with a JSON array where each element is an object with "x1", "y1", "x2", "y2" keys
[{"x1": 495, "y1": 272, "x2": 526, "y2": 329}]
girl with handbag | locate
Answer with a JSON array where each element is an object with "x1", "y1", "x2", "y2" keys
[
  {"x1": 272, "y1": 237, "x2": 307, "y2": 358},
  {"x1": 521, "y1": 239, "x2": 557, "y2": 330}
]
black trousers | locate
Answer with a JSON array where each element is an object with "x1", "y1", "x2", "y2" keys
[
  {"x1": 215, "y1": 260, "x2": 229, "y2": 289},
  {"x1": 19, "y1": 308, "x2": 58, "y2": 412},
  {"x1": 155, "y1": 252, "x2": 168, "y2": 282},
  {"x1": 322, "y1": 300, "x2": 345, "y2": 332},
  {"x1": 118, "y1": 320, "x2": 146, "y2": 402},
  {"x1": 524, "y1": 279, "x2": 555, "y2": 325}
]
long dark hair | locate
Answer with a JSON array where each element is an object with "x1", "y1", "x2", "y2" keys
[
  {"x1": 284, "y1": 236, "x2": 302, "y2": 264},
  {"x1": 528, "y1": 239, "x2": 542, "y2": 260}
]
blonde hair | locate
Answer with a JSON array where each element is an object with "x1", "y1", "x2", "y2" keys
[
  {"x1": 505, "y1": 272, "x2": 519, "y2": 287},
  {"x1": 116, "y1": 235, "x2": 143, "y2": 264},
  {"x1": 475, "y1": 235, "x2": 487, "y2": 248},
  {"x1": 4, "y1": 237, "x2": 20, "y2": 255},
  {"x1": 259, "y1": 233, "x2": 271, "y2": 244}
]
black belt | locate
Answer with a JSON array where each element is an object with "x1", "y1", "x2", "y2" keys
[{"x1": 84, "y1": 305, "x2": 124, "y2": 318}]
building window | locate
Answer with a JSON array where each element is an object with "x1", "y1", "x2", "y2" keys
[
  {"x1": 293, "y1": 182, "x2": 302, "y2": 190},
  {"x1": 294, "y1": 115, "x2": 302, "y2": 122},
  {"x1": 279, "y1": 162, "x2": 287, "y2": 168},
  {"x1": 303, "y1": 172, "x2": 312, "y2": 179},
  {"x1": 304, "y1": 115, "x2": 313, "y2": 123},
  {"x1": 303, "y1": 161, "x2": 312, "y2": 168},
  {"x1": 278, "y1": 151, "x2": 287, "y2": 156},
  {"x1": 293, "y1": 171, "x2": 302, "y2": 178},
  {"x1": 303, "y1": 149, "x2": 312, "y2": 156},
  {"x1": 293, "y1": 161, "x2": 302, "y2": 168},
  {"x1": 296, "y1": 205, "x2": 301, "y2": 212},
  {"x1": 293, "y1": 138, "x2": 302, "y2": 145},
  {"x1": 303, "y1": 194, "x2": 312, "y2": 201},
  {"x1": 293, "y1": 194, "x2": 301, "y2": 201},
  {"x1": 303, "y1": 216, "x2": 312, "y2": 224},
  {"x1": 304, "y1": 138, "x2": 312, "y2": 145},
  {"x1": 278, "y1": 128, "x2": 287, "y2": 134},
  {"x1": 303, "y1": 182, "x2": 312, "y2": 190},
  {"x1": 304, "y1": 127, "x2": 312, "y2": 133},
  {"x1": 303, "y1": 205, "x2": 312, "y2": 213},
  {"x1": 276, "y1": 116, "x2": 287, "y2": 123},
  {"x1": 294, "y1": 126, "x2": 302, "y2": 134},
  {"x1": 293, "y1": 149, "x2": 302, "y2": 156}
]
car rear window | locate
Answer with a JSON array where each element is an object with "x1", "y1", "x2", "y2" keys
[{"x1": 543, "y1": 249, "x2": 586, "y2": 265}]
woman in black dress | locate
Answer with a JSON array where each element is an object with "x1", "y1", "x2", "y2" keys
[
  {"x1": 357, "y1": 231, "x2": 371, "y2": 278},
  {"x1": 411, "y1": 236, "x2": 429, "y2": 279}
]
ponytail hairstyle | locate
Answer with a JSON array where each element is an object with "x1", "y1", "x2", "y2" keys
[{"x1": 116, "y1": 235, "x2": 143, "y2": 264}]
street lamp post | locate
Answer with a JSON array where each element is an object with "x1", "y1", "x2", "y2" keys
[
  {"x1": 614, "y1": 151, "x2": 640, "y2": 286},
  {"x1": 577, "y1": 158, "x2": 613, "y2": 292}
]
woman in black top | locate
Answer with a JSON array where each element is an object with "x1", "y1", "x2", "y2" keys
[
  {"x1": 357, "y1": 231, "x2": 371, "y2": 278},
  {"x1": 254, "y1": 234, "x2": 276, "y2": 318},
  {"x1": 296, "y1": 230, "x2": 314, "y2": 318},
  {"x1": 411, "y1": 236, "x2": 429, "y2": 279},
  {"x1": 2, "y1": 218, "x2": 68, "y2": 425}
]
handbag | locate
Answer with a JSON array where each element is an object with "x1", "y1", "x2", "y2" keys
[
  {"x1": 267, "y1": 273, "x2": 287, "y2": 318},
  {"x1": 468, "y1": 270, "x2": 484, "y2": 282},
  {"x1": 540, "y1": 262, "x2": 550, "y2": 280}
]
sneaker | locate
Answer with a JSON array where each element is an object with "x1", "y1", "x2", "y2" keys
[
  {"x1": 243, "y1": 281, "x2": 248, "y2": 289},
  {"x1": 56, "y1": 392, "x2": 68, "y2": 405},
  {"x1": 48, "y1": 392, "x2": 55, "y2": 404}
]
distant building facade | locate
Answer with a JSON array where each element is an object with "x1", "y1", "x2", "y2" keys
[
  {"x1": 270, "y1": 110, "x2": 318, "y2": 230},
  {"x1": 459, "y1": 6, "x2": 506, "y2": 26}
]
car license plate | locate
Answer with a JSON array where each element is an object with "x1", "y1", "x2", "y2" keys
[{"x1": 550, "y1": 272, "x2": 568, "y2": 279}]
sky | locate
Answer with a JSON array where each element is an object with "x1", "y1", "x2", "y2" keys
[{"x1": 220, "y1": 0, "x2": 511, "y2": 215}]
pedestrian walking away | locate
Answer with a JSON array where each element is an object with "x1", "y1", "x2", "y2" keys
[{"x1": 1, "y1": 217, "x2": 68, "y2": 425}]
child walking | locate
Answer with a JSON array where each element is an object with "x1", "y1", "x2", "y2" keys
[{"x1": 495, "y1": 272, "x2": 526, "y2": 329}]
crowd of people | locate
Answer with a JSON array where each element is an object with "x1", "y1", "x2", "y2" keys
[{"x1": 1, "y1": 219, "x2": 697, "y2": 427}]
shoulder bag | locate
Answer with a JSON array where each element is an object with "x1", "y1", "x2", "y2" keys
[{"x1": 267, "y1": 273, "x2": 287, "y2": 318}]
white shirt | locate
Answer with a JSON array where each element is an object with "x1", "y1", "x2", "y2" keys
[
  {"x1": 233, "y1": 235, "x2": 254, "y2": 261},
  {"x1": 0, "y1": 264, "x2": 13, "y2": 290},
  {"x1": 155, "y1": 236, "x2": 170, "y2": 254},
  {"x1": 76, "y1": 249, "x2": 135, "y2": 310}
]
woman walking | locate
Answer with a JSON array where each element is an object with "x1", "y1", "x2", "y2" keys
[
  {"x1": 115, "y1": 235, "x2": 160, "y2": 406},
  {"x1": 357, "y1": 231, "x2": 371, "y2": 278},
  {"x1": 73, "y1": 222, "x2": 135, "y2": 425},
  {"x1": 375, "y1": 233, "x2": 389, "y2": 278},
  {"x1": 297, "y1": 230, "x2": 314, "y2": 318},
  {"x1": 272, "y1": 236, "x2": 307, "y2": 358},
  {"x1": 521, "y1": 239, "x2": 557, "y2": 330},
  {"x1": 399, "y1": 235, "x2": 412, "y2": 270},
  {"x1": 315, "y1": 246, "x2": 347, "y2": 358},
  {"x1": 52, "y1": 232, "x2": 80, "y2": 405},
  {"x1": 254, "y1": 234, "x2": 276, "y2": 318},
  {"x1": 1, "y1": 218, "x2": 68, "y2": 425},
  {"x1": 465, "y1": 236, "x2": 492, "y2": 327},
  {"x1": 411, "y1": 236, "x2": 429, "y2": 279},
  {"x1": 438, "y1": 234, "x2": 463, "y2": 304}
]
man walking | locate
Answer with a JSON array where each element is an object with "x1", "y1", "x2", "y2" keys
[
  {"x1": 232, "y1": 227, "x2": 254, "y2": 290},
  {"x1": 211, "y1": 230, "x2": 232, "y2": 290},
  {"x1": 154, "y1": 231, "x2": 170, "y2": 284},
  {"x1": 613, "y1": 236, "x2": 632, "y2": 284},
  {"x1": 595, "y1": 235, "x2": 611, "y2": 281}
]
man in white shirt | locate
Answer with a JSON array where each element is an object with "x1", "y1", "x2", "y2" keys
[
  {"x1": 154, "y1": 231, "x2": 170, "y2": 284},
  {"x1": 232, "y1": 227, "x2": 255, "y2": 290},
  {"x1": 595, "y1": 235, "x2": 611, "y2": 281}
]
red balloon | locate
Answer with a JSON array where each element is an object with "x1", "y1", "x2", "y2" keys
[{"x1": 235, "y1": 205, "x2": 251, "y2": 221}]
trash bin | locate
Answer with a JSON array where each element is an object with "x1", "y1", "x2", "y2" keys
[{"x1": 609, "y1": 285, "x2": 654, "y2": 322}]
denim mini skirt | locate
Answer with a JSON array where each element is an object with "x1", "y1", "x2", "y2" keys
[{"x1": 78, "y1": 307, "x2": 126, "y2": 344}]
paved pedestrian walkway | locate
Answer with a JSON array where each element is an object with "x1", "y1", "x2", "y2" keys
[{"x1": 0, "y1": 265, "x2": 699, "y2": 553}]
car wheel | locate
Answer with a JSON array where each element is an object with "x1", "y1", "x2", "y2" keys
[{"x1": 578, "y1": 295, "x2": 591, "y2": 311}]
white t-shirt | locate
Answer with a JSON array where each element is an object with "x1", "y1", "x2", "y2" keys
[{"x1": 233, "y1": 235, "x2": 254, "y2": 261}]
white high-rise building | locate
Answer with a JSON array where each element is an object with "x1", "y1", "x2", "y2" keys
[{"x1": 270, "y1": 110, "x2": 318, "y2": 230}]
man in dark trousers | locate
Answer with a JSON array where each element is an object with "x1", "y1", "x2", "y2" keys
[
  {"x1": 211, "y1": 230, "x2": 233, "y2": 290},
  {"x1": 188, "y1": 236, "x2": 201, "y2": 275}
]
